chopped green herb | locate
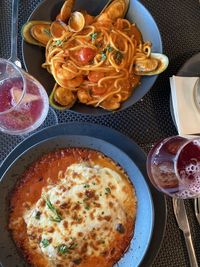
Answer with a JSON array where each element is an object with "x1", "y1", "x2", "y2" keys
[
  {"x1": 44, "y1": 196, "x2": 62, "y2": 222},
  {"x1": 101, "y1": 211, "x2": 105, "y2": 215},
  {"x1": 45, "y1": 197, "x2": 55, "y2": 210},
  {"x1": 101, "y1": 52, "x2": 107, "y2": 61},
  {"x1": 84, "y1": 204, "x2": 90, "y2": 210},
  {"x1": 43, "y1": 28, "x2": 51, "y2": 36},
  {"x1": 90, "y1": 32, "x2": 98, "y2": 43},
  {"x1": 105, "y1": 187, "x2": 111, "y2": 194},
  {"x1": 50, "y1": 216, "x2": 62, "y2": 222},
  {"x1": 115, "y1": 51, "x2": 123, "y2": 64},
  {"x1": 57, "y1": 242, "x2": 77, "y2": 255},
  {"x1": 69, "y1": 242, "x2": 78, "y2": 250},
  {"x1": 35, "y1": 211, "x2": 41, "y2": 220},
  {"x1": 41, "y1": 239, "x2": 50, "y2": 248},
  {"x1": 83, "y1": 184, "x2": 90, "y2": 189},
  {"x1": 92, "y1": 182, "x2": 96, "y2": 185},
  {"x1": 58, "y1": 244, "x2": 69, "y2": 255},
  {"x1": 55, "y1": 39, "x2": 62, "y2": 46},
  {"x1": 107, "y1": 45, "x2": 113, "y2": 52}
]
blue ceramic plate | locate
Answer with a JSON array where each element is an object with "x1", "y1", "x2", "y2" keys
[
  {"x1": 22, "y1": 0, "x2": 162, "y2": 115},
  {"x1": 0, "y1": 123, "x2": 166, "y2": 267}
]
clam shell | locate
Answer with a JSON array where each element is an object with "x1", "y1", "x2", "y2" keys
[
  {"x1": 50, "y1": 21, "x2": 68, "y2": 39},
  {"x1": 68, "y1": 11, "x2": 85, "y2": 32}
]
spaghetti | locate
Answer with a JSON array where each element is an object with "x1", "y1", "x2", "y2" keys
[{"x1": 43, "y1": 15, "x2": 152, "y2": 110}]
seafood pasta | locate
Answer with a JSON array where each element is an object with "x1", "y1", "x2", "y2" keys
[
  {"x1": 22, "y1": 0, "x2": 168, "y2": 110},
  {"x1": 44, "y1": 17, "x2": 147, "y2": 110}
]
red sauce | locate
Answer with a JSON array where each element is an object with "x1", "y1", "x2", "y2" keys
[{"x1": 9, "y1": 148, "x2": 135, "y2": 267}]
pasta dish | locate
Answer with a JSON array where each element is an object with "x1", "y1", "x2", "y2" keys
[
  {"x1": 23, "y1": 0, "x2": 168, "y2": 110},
  {"x1": 44, "y1": 18, "x2": 149, "y2": 110}
]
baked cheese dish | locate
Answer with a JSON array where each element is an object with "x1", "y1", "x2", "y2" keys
[{"x1": 9, "y1": 148, "x2": 137, "y2": 267}]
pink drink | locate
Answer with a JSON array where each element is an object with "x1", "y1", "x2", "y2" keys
[
  {"x1": 0, "y1": 74, "x2": 49, "y2": 134},
  {"x1": 146, "y1": 136, "x2": 200, "y2": 198}
]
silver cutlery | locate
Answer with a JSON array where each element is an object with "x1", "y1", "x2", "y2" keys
[
  {"x1": 194, "y1": 197, "x2": 200, "y2": 225},
  {"x1": 9, "y1": 0, "x2": 22, "y2": 67},
  {"x1": 173, "y1": 198, "x2": 198, "y2": 267}
]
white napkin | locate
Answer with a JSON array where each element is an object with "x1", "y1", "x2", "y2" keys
[{"x1": 170, "y1": 76, "x2": 200, "y2": 136}]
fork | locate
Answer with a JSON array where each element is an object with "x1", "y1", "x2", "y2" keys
[
  {"x1": 9, "y1": 0, "x2": 22, "y2": 68},
  {"x1": 194, "y1": 198, "x2": 200, "y2": 224}
]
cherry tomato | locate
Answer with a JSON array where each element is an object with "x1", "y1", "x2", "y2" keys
[
  {"x1": 88, "y1": 71, "x2": 105, "y2": 83},
  {"x1": 77, "y1": 48, "x2": 96, "y2": 64}
]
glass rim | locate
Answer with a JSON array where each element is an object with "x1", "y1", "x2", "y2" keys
[{"x1": 0, "y1": 58, "x2": 26, "y2": 115}]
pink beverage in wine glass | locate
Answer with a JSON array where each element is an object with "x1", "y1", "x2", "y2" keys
[
  {"x1": 146, "y1": 136, "x2": 200, "y2": 198},
  {"x1": 0, "y1": 59, "x2": 49, "y2": 135}
]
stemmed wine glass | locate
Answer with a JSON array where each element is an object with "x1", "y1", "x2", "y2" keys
[
  {"x1": 0, "y1": 0, "x2": 58, "y2": 163},
  {"x1": 146, "y1": 135, "x2": 200, "y2": 199},
  {"x1": 0, "y1": 0, "x2": 57, "y2": 136}
]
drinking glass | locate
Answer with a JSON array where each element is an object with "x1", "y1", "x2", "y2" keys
[
  {"x1": 146, "y1": 135, "x2": 200, "y2": 198},
  {"x1": 0, "y1": 58, "x2": 49, "y2": 135}
]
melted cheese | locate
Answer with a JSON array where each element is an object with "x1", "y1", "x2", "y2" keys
[{"x1": 23, "y1": 163, "x2": 130, "y2": 266}]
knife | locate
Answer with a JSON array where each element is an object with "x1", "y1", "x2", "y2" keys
[{"x1": 173, "y1": 198, "x2": 198, "y2": 267}]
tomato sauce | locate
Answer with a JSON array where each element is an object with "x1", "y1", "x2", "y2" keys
[{"x1": 9, "y1": 148, "x2": 135, "y2": 267}]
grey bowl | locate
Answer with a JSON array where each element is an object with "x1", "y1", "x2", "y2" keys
[{"x1": 22, "y1": 0, "x2": 162, "y2": 115}]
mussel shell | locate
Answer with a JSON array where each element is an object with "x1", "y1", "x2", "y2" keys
[
  {"x1": 49, "y1": 84, "x2": 76, "y2": 110},
  {"x1": 22, "y1": 21, "x2": 51, "y2": 47},
  {"x1": 56, "y1": 0, "x2": 75, "y2": 21},
  {"x1": 134, "y1": 53, "x2": 169, "y2": 76},
  {"x1": 98, "y1": 0, "x2": 130, "y2": 20},
  {"x1": 31, "y1": 24, "x2": 51, "y2": 46},
  {"x1": 68, "y1": 11, "x2": 85, "y2": 32}
]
